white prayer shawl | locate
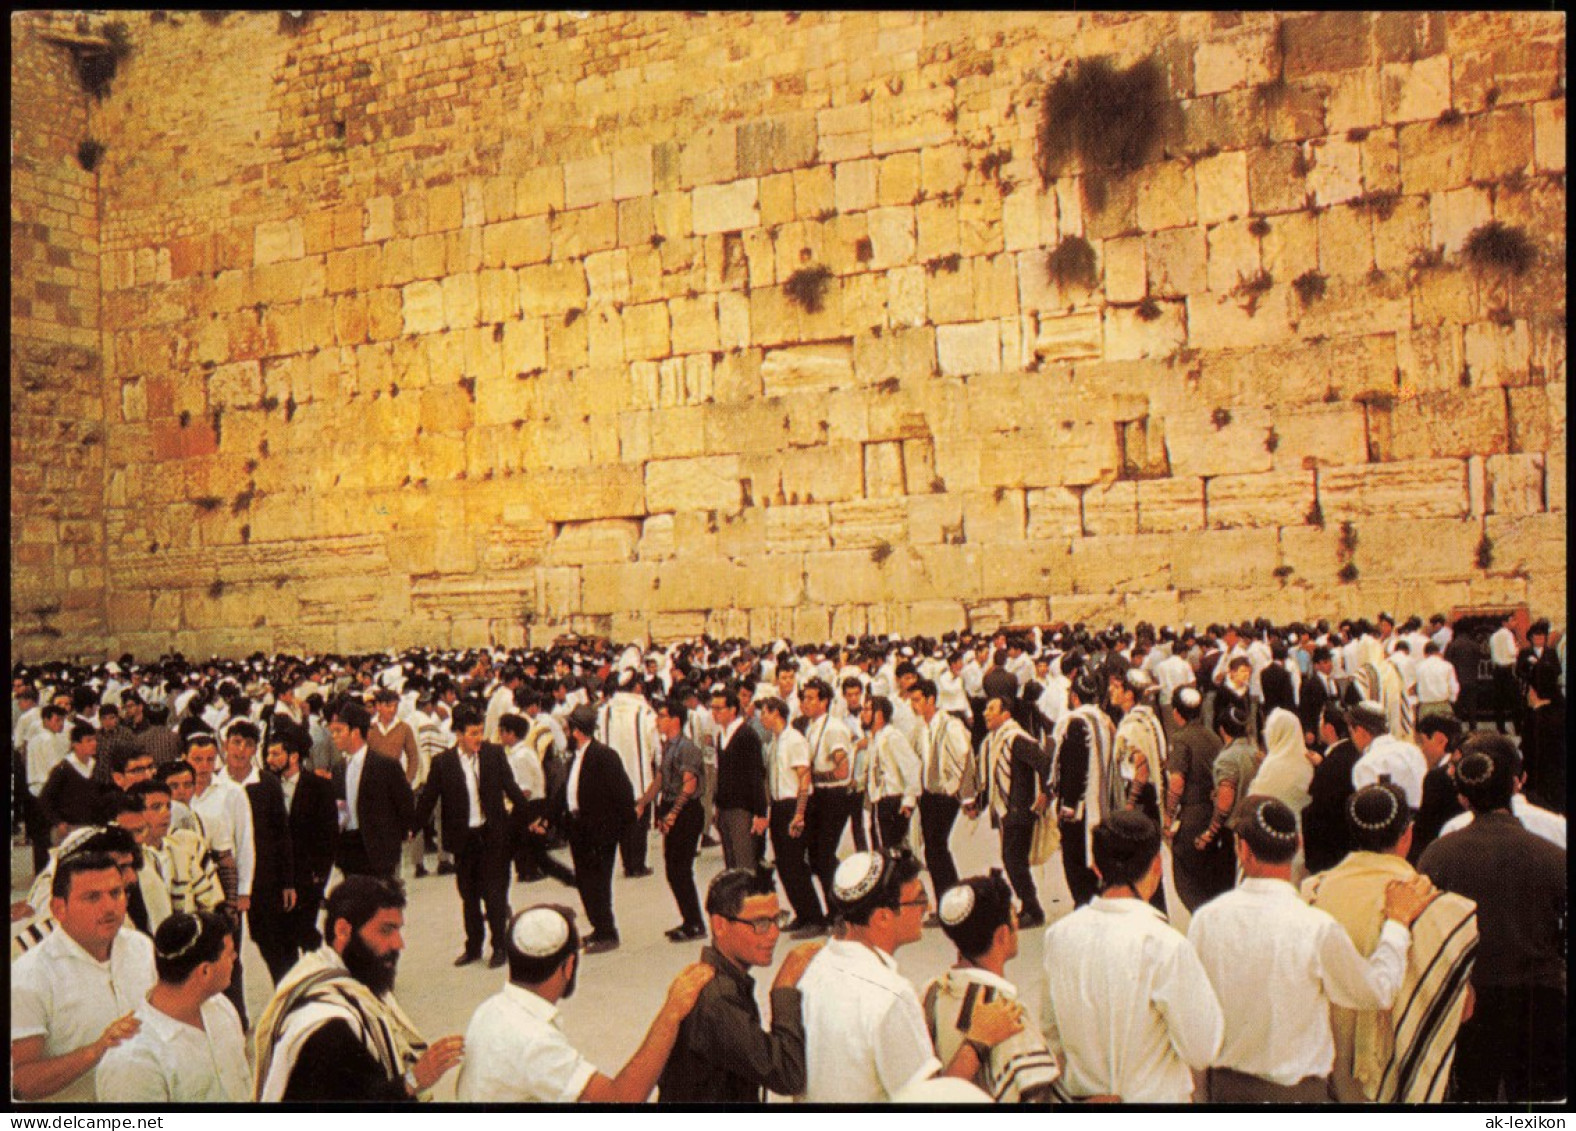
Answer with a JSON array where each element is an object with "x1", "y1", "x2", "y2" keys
[
  {"x1": 254, "y1": 946, "x2": 427, "y2": 1102},
  {"x1": 597, "y1": 691, "x2": 659, "y2": 794},
  {"x1": 1350, "y1": 659, "x2": 1415, "y2": 742},
  {"x1": 1112, "y1": 704, "x2": 1168, "y2": 810},
  {"x1": 1050, "y1": 705, "x2": 1118, "y2": 857},
  {"x1": 1249, "y1": 707, "x2": 1314, "y2": 816}
]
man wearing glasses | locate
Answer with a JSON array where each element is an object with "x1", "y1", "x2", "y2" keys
[{"x1": 657, "y1": 867, "x2": 819, "y2": 1103}]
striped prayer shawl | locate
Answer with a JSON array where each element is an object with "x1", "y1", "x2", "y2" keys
[
  {"x1": 922, "y1": 972, "x2": 1069, "y2": 1103},
  {"x1": 1351, "y1": 661, "x2": 1415, "y2": 742},
  {"x1": 1113, "y1": 704, "x2": 1168, "y2": 813},
  {"x1": 1303, "y1": 855, "x2": 1478, "y2": 1102},
  {"x1": 1050, "y1": 705, "x2": 1118, "y2": 856}
]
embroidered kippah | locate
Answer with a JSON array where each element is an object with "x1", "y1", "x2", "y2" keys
[
  {"x1": 1456, "y1": 751, "x2": 1495, "y2": 786},
  {"x1": 1348, "y1": 783, "x2": 1402, "y2": 832},
  {"x1": 938, "y1": 883, "x2": 975, "y2": 927},
  {"x1": 510, "y1": 906, "x2": 571, "y2": 957},
  {"x1": 1175, "y1": 687, "x2": 1202, "y2": 709},
  {"x1": 155, "y1": 916, "x2": 205, "y2": 961},
  {"x1": 833, "y1": 852, "x2": 885, "y2": 904},
  {"x1": 1253, "y1": 799, "x2": 1300, "y2": 844}
]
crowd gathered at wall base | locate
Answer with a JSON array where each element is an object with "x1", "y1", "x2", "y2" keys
[{"x1": 9, "y1": 607, "x2": 1567, "y2": 1104}]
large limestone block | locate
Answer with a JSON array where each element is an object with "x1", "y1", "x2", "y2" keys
[
  {"x1": 1271, "y1": 405, "x2": 1370, "y2": 471},
  {"x1": 1026, "y1": 487, "x2": 1083, "y2": 540},
  {"x1": 524, "y1": 465, "x2": 646, "y2": 523},
  {"x1": 636, "y1": 514, "x2": 676, "y2": 561},
  {"x1": 1193, "y1": 150, "x2": 1251, "y2": 226},
  {"x1": 1034, "y1": 311, "x2": 1103, "y2": 361},
  {"x1": 869, "y1": 86, "x2": 955, "y2": 155},
  {"x1": 779, "y1": 444, "x2": 865, "y2": 505},
  {"x1": 1137, "y1": 477, "x2": 1206, "y2": 533},
  {"x1": 978, "y1": 425, "x2": 1119, "y2": 489},
  {"x1": 1320, "y1": 458, "x2": 1469, "y2": 521},
  {"x1": 1163, "y1": 407, "x2": 1276, "y2": 478},
  {"x1": 563, "y1": 154, "x2": 614, "y2": 210},
  {"x1": 1169, "y1": 527, "x2": 1280, "y2": 589},
  {"x1": 830, "y1": 498, "x2": 908, "y2": 550},
  {"x1": 1388, "y1": 389, "x2": 1509, "y2": 461},
  {"x1": 1486, "y1": 453, "x2": 1547, "y2": 516},
  {"x1": 765, "y1": 504, "x2": 831, "y2": 553},
  {"x1": 1069, "y1": 533, "x2": 1172, "y2": 594},
  {"x1": 254, "y1": 219, "x2": 304, "y2": 267},
  {"x1": 646, "y1": 455, "x2": 743, "y2": 515},
  {"x1": 981, "y1": 540, "x2": 1074, "y2": 598},
  {"x1": 1104, "y1": 303, "x2": 1187, "y2": 362},
  {"x1": 210, "y1": 534, "x2": 390, "y2": 587},
  {"x1": 546, "y1": 518, "x2": 643, "y2": 566},
  {"x1": 761, "y1": 342, "x2": 855, "y2": 396},
  {"x1": 410, "y1": 577, "x2": 536, "y2": 622},
  {"x1": 908, "y1": 494, "x2": 964, "y2": 545},
  {"x1": 1081, "y1": 481, "x2": 1138, "y2": 536},
  {"x1": 962, "y1": 489, "x2": 1026, "y2": 543},
  {"x1": 863, "y1": 441, "x2": 906, "y2": 498},
  {"x1": 853, "y1": 326, "x2": 937, "y2": 388},
  {"x1": 692, "y1": 180, "x2": 761, "y2": 235},
  {"x1": 936, "y1": 321, "x2": 1001, "y2": 376},
  {"x1": 1352, "y1": 516, "x2": 1483, "y2": 579},
  {"x1": 1207, "y1": 470, "x2": 1317, "y2": 529},
  {"x1": 1186, "y1": 288, "x2": 1293, "y2": 351},
  {"x1": 401, "y1": 281, "x2": 446, "y2": 336},
  {"x1": 482, "y1": 523, "x2": 554, "y2": 571},
  {"x1": 908, "y1": 600, "x2": 968, "y2": 637},
  {"x1": 580, "y1": 562, "x2": 659, "y2": 615}
]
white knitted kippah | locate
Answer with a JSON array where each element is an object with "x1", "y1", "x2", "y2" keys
[
  {"x1": 938, "y1": 884, "x2": 975, "y2": 927},
  {"x1": 510, "y1": 906, "x2": 571, "y2": 957},
  {"x1": 833, "y1": 852, "x2": 884, "y2": 904}
]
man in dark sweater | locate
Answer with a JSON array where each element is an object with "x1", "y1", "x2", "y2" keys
[
  {"x1": 1409, "y1": 714, "x2": 1465, "y2": 862},
  {"x1": 657, "y1": 866, "x2": 814, "y2": 1103},
  {"x1": 39, "y1": 722, "x2": 105, "y2": 842},
  {"x1": 1419, "y1": 734, "x2": 1567, "y2": 1103}
]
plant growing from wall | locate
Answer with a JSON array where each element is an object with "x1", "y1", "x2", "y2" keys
[
  {"x1": 1475, "y1": 534, "x2": 1494, "y2": 570},
  {"x1": 76, "y1": 138, "x2": 105, "y2": 172},
  {"x1": 1044, "y1": 236, "x2": 1098, "y2": 291},
  {"x1": 1292, "y1": 269, "x2": 1326, "y2": 304},
  {"x1": 1463, "y1": 222, "x2": 1535, "y2": 277},
  {"x1": 71, "y1": 20, "x2": 133, "y2": 101},
  {"x1": 784, "y1": 264, "x2": 832, "y2": 313},
  {"x1": 1036, "y1": 54, "x2": 1167, "y2": 212}
]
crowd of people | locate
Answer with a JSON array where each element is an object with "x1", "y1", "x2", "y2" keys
[{"x1": 8, "y1": 608, "x2": 1567, "y2": 1104}]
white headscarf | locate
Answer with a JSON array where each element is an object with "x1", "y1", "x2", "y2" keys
[{"x1": 1249, "y1": 707, "x2": 1313, "y2": 814}]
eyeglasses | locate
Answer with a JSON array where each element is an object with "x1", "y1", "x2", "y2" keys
[
  {"x1": 723, "y1": 910, "x2": 793, "y2": 935},
  {"x1": 897, "y1": 897, "x2": 930, "y2": 910}
]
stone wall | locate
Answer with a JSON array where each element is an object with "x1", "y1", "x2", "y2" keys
[
  {"x1": 10, "y1": 10, "x2": 1568, "y2": 658},
  {"x1": 11, "y1": 14, "x2": 109, "y2": 656}
]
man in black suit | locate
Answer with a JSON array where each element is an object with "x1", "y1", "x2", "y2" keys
[
  {"x1": 1259, "y1": 642, "x2": 1298, "y2": 719},
  {"x1": 330, "y1": 700, "x2": 414, "y2": 881},
  {"x1": 548, "y1": 703, "x2": 634, "y2": 953},
  {"x1": 221, "y1": 719, "x2": 295, "y2": 1031},
  {"x1": 709, "y1": 685, "x2": 768, "y2": 871},
  {"x1": 265, "y1": 723, "x2": 339, "y2": 956},
  {"x1": 415, "y1": 704, "x2": 526, "y2": 968},
  {"x1": 1298, "y1": 646, "x2": 1338, "y2": 749}
]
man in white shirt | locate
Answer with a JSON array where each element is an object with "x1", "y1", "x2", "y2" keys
[
  {"x1": 184, "y1": 733, "x2": 255, "y2": 928},
  {"x1": 1487, "y1": 613, "x2": 1520, "y2": 734},
  {"x1": 1041, "y1": 812, "x2": 1222, "y2": 1102},
  {"x1": 457, "y1": 905, "x2": 714, "y2": 1102},
  {"x1": 800, "y1": 679, "x2": 855, "y2": 908},
  {"x1": 96, "y1": 910, "x2": 249, "y2": 1102},
  {"x1": 759, "y1": 697, "x2": 825, "y2": 936},
  {"x1": 1188, "y1": 797, "x2": 1436, "y2": 1101},
  {"x1": 1349, "y1": 701, "x2": 1428, "y2": 811},
  {"x1": 1413, "y1": 641, "x2": 1461, "y2": 720},
  {"x1": 11, "y1": 850, "x2": 157, "y2": 1102},
  {"x1": 910, "y1": 677, "x2": 974, "y2": 902},
  {"x1": 864, "y1": 695, "x2": 921, "y2": 852},
  {"x1": 797, "y1": 851, "x2": 1021, "y2": 1103},
  {"x1": 484, "y1": 666, "x2": 523, "y2": 743}
]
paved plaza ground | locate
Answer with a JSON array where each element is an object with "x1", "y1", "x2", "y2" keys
[{"x1": 14, "y1": 814, "x2": 1187, "y2": 1102}]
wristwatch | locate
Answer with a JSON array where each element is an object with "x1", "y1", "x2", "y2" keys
[{"x1": 404, "y1": 1068, "x2": 423, "y2": 1096}]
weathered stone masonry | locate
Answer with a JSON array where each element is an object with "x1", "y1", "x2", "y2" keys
[{"x1": 8, "y1": 11, "x2": 1567, "y2": 659}]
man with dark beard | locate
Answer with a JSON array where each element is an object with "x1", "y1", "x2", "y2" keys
[{"x1": 252, "y1": 876, "x2": 464, "y2": 1101}]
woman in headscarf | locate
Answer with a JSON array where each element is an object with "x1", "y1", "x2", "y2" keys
[{"x1": 1248, "y1": 707, "x2": 1315, "y2": 880}]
